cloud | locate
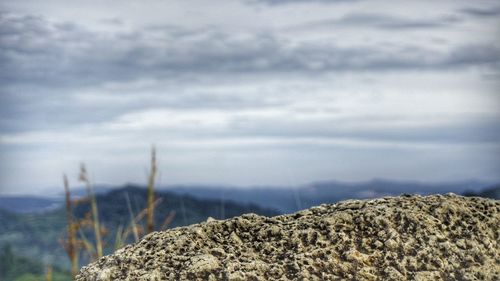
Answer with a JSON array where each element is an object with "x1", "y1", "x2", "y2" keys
[
  {"x1": 1, "y1": 10, "x2": 499, "y2": 136},
  {"x1": 334, "y1": 13, "x2": 460, "y2": 30},
  {"x1": 1, "y1": 11, "x2": 499, "y2": 93},
  {"x1": 461, "y1": 6, "x2": 500, "y2": 18},
  {"x1": 447, "y1": 44, "x2": 500, "y2": 67},
  {"x1": 4, "y1": 97, "x2": 499, "y2": 147},
  {"x1": 248, "y1": 0, "x2": 359, "y2": 5},
  {"x1": 1, "y1": 1, "x2": 500, "y2": 191}
]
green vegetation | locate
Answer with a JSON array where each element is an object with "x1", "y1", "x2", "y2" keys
[
  {"x1": 0, "y1": 148, "x2": 278, "y2": 280},
  {"x1": 0, "y1": 244, "x2": 71, "y2": 281},
  {"x1": 0, "y1": 208, "x2": 70, "y2": 270},
  {"x1": 0, "y1": 186, "x2": 279, "y2": 280},
  {"x1": 58, "y1": 147, "x2": 161, "y2": 277}
]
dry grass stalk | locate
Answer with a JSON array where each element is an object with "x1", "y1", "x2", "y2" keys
[
  {"x1": 113, "y1": 197, "x2": 163, "y2": 249},
  {"x1": 146, "y1": 146, "x2": 157, "y2": 233},
  {"x1": 161, "y1": 210, "x2": 176, "y2": 230},
  {"x1": 125, "y1": 192, "x2": 140, "y2": 242},
  {"x1": 61, "y1": 149, "x2": 169, "y2": 271},
  {"x1": 45, "y1": 265, "x2": 53, "y2": 281},
  {"x1": 114, "y1": 225, "x2": 125, "y2": 250},
  {"x1": 136, "y1": 197, "x2": 162, "y2": 225},
  {"x1": 63, "y1": 174, "x2": 79, "y2": 277},
  {"x1": 77, "y1": 226, "x2": 96, "y2": 259},
  {"x1": 79, "y1": 163, "x2": 103, "y2": 258}
]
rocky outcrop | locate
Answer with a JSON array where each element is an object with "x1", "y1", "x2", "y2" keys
[{"x1": 77, "y1": 194, "x2": 499, "y2": 280}]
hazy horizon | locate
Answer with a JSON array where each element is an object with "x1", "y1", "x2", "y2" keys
[
  {"x1": 1, "y1": 0, "x2": 499, "y2": 195},
  {"x1": 0, "y1": 176, "x2": 495, "y2": 198}
]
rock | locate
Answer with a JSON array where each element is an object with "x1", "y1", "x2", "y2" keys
[
  {"x1": 76, "y1": 194, "x2": 500, "y2": 280},
  {"x1": 187, "y1": 254, "x2": 220, "y2": 277}
]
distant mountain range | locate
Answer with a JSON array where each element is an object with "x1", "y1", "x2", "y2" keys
[
  {"x1": 0, "y1": 196, "x2": 62, "y2": 214},
  {"x1": 164, "y1": 179, "x2": 495, "y2": 213},
  {"x1": 0, "y1": 180, "x2": 498, "y2": 280},
  {"x1": 463, "y1": 184, "x2": 500, "y2": 200},
  {"x1": 0, "y1": 179, "x2": 496, "y2": 214},
  {"x1": 0, "y1": 185, "x2": 278, "y2": 280}
]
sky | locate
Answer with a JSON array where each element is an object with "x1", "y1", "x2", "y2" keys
[{"x1": 0, "y1": 0, "x2": 499, "y2": 195}]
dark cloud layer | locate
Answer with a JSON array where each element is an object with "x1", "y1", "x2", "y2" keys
[
  {"x1": 1, "y1": 12, "x2": 499, "y2": 91},
  {"x1": 227, "y1": 116, "x2": 500, "y2": 144},
  {"x1": 1, "y1": 9, "x2": 499, "y2": 136},
  {"x1": 335, "y1": 13, "x2": 460, "y2": 30},
  {"x1": 249, "y1": 0, "x2": 359, "y2": 5},
  {"x1": 461, "y1": 6, "x2": 500, "y2": 17}
]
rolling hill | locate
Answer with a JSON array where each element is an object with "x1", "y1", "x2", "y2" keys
[{"x1": 0, "y1": 185, "x2": 279, "y2": 281}]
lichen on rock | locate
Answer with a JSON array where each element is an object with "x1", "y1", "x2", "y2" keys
[{"x1": 76, "y1": 194, "x2": 500, "y2": 280}]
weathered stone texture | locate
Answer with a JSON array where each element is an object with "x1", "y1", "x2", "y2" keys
[{"x1": 77, "y1": 194, "x2": 500, "y2": 280}]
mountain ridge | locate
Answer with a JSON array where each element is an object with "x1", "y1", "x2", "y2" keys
[
  {"x1": 0, "y1": 185, "x2": 279, "y2": 281},
  {"x1": 0, "y1": 179, "x2": 495, "y2": 214}
]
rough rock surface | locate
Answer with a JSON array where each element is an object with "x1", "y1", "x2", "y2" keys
[{"x1": 76, "y1": 194, "x2": 500, "y2": 280}]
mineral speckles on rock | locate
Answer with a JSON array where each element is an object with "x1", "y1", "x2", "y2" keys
[
  {"x1": 187, "y1": 254, "x2": 220, "y2": 276},
  {"x1": 77, "y1": 194, "x2": 500, "y2": 280}
]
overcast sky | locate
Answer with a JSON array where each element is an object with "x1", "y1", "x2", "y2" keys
[{"x1": 1, "y1": 0, "x2": 499, "y2": 195}]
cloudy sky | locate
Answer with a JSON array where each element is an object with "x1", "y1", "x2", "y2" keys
[{"x1": 1, "y1": 0, "x2": 499, "y2": 195}]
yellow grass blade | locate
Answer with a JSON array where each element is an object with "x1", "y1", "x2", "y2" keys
[
  {"x1": 79, "y1": 163, "x2": 104, "y2": 258},
  {"x1": 63, "y1": 174, "x2": 79, "y2": 277},
  {"x1": 125, "y1": 192, "x2": 140, "y2": 242},
  {"x1": 161, "y1": 210, "x2": 176, "y2": 230},
  {"x1": 146, "y1": 146, "x2": 157, "y2": 233}
]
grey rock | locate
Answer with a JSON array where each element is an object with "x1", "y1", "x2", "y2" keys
[{"x1": 77, "y1": 194, "x2": 500, "y2": 280}]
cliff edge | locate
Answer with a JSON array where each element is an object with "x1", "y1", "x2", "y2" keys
[{"x1": 76, "y1": 194, "x2": 499, "y2": 280}]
